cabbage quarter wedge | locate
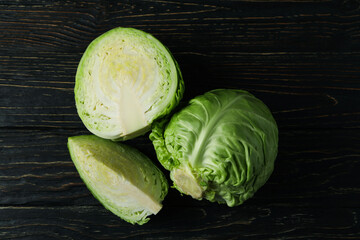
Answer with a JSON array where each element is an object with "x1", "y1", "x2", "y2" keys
[
  {"x1": 75, "y1": 28, "x2": 184, "y2": 140},
  {"x1": 151, "y1": 89, "x2": 278, "y2": 207},
  {"x1": 68, "y1": 135, "x2": 168, "y2": 225}
]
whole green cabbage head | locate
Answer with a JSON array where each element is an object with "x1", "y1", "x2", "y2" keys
[{"x1": 150, "y1": 89, "x2": 278, "y2": 207}]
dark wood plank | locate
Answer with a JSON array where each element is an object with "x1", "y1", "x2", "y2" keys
[
  {"x1": 1, "y1": 129, "x2": 359, "y2": 208},
  {"x1": 0, "y1": 0, "x2": 359, "y2": 52},
  {"x1": 1, "y1": 51, "x2": 359, "y2": 130},
  {"x1": 0, "y1": 206, "x2": 358, "y2": 239}
]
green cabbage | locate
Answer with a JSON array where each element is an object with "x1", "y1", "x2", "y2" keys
[
  {"x1": 75, "y1": 27, "x2": 184, "y2": 140},
  {"x1": 68, "y1": 135, "x2": 168, "y2": 225},
  {"x1": 150, "y1": 89, "x2": 278, "y2": 207}
]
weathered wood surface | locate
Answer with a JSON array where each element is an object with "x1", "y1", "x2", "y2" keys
[
  {"x1": 1, "y1": 129, "x2": 360, "y2": 208},
  {"x1": 1, "y1": 51, "x2": 360, "y2": 129},
  {"x1": 1, "y1": 0, "x2": 360, "y2": 239},
  {"x1": 0, "y1": 206, "x2": 359, "y2": 239}
]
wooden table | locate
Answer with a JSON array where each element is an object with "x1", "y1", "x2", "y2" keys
[{"x1": 1, "y1": 1, "x2": 359, "y2": 239}]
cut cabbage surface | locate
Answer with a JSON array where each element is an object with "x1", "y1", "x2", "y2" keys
[
  {"x1": 68, "y1": 135, "x2": 168, "y2": 225},
  {"x1": 75, "y1": 27, "x2": 184, "y2": 140}
]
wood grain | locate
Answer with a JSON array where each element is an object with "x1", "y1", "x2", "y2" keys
[
  {"x1": 0, "y1": 206, "x2": 358, "y2": 239},
  {"x1": 1, "y1": 51, "x2": 359, "y2": 129},
  {"x1": 1, "y1": 129, "x2": 359, "y2": 208},
  {"x1": 0, "y1": 0, "x2": 359, "y2": 52}
]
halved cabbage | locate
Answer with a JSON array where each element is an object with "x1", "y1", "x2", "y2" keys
[
  {"x1": 75, "y1": 27, "x2": 184, "y2": 140},
  {"x1": 150, "y1": 89, "x2": 278, "y2": 207},
  {"x1": 68, "y1": 135, "x2": 168, "y2": 225}
]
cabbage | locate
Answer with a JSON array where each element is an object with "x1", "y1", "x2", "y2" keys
[
  {"x1": 150, "y1": 89, "x2": 278, "y2": 207},
  {"x1": 67, "y1": 135, "x2": 168, "y2": 225},
  {"x1": 75, "y1": 27, "x2": 184, "y2": 140}
]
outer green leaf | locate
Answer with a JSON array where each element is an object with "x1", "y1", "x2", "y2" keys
[
  {"x1": 75, "y1": 27, "x2": 184, "y2": 141},
  {"x1": 68, "y1": 135, "x2": 168, "y2": 225},
  {"x1": 150, "y1": 89, "x2": 278, "y2": 207}
]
